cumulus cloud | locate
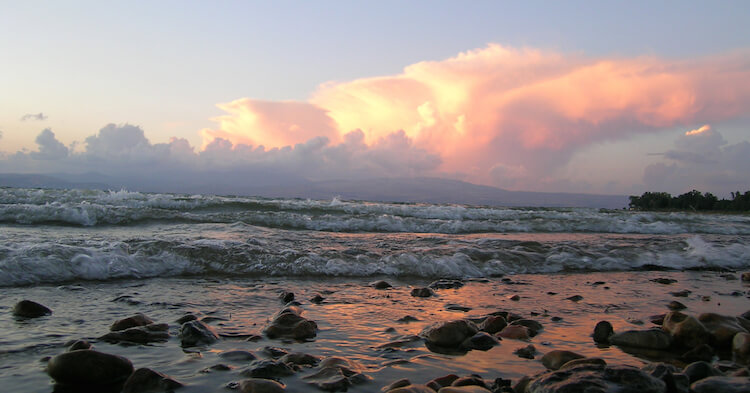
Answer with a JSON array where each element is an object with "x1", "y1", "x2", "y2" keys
[
  {"x1": 30, "y1": 129, "x2": 68, "y2": 160},
  {"x1": 21, "y1": 113, "x2": 48, "y2": 121},
  {"x1": 644, "y1": 126, "x2": 750, "y2": 196},
  {"x1": 198, "y1": 44, "x2": 750, "y2": 190}
]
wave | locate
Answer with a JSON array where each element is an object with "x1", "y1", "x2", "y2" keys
[{"x1": 1, "y1": 229, "x2": 748, "y2": 287}]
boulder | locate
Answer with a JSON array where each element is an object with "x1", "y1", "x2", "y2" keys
[
  {"x1": 179, "y1": 320, "x2": 219, "y2": 347},
  {"x1": 121, "y1": 368, "x2": 183, "y2": 393},
  {"x1": 110, "y1": 314, "x2": 153, "y2": 331},
  {"x1": 592, "y1": 321, "x2": 613, "y2": 344},
  {"x1": 100, "y1": 324, "x2": 169, "y2": 344},
  {"x1": 263, "y1": 307, "x2": 318, "y2": 340},
  {"x1": 642, "y1": 363, "x2": 689, "y2": 393},
  {"x1": 371, "y1": 280, "x2": 393, "y2": 289},
  {"x1": 419, "y1": 320, "x2": 478, "y2": 348},
  {"x1": 733, "y1": 332, "x2": 750, "y2": 365},
  {"x1": 662, "y1": 311, "x2": 710, "y2": 347},
  {"x1": 46, "y1": 349, "x2": 133, "y2": 386},
  {"x1": 410, "y1": 287, "x2": 434, "y2": 297},
  {"x1": 509, "y1": 319, "x2": 543, "y2": 336},
  {"x1": 496, "y1": 325, "x2": 529, "y2": 340},
  {"x1": 609, "y1": 329, "x2": 672, "y2": 349},
  {"x1": 240, "y1": 360, "x2": 295, "y2": 379},
  {"x1": 541, "y1": 350, "x2": 585, "y2": 370},
  {"x1": 698, "y1": 313, "x2": 750, "y2": 348},
  {"x1": 460, "y1": 332, "x2": 499, "y2": 351},
  {"x1": 691, "y1": 376, "x2": 750, "y2": 393},
  {"x1": 12, "y1": 300, "x2": 52, "y2": 318},
  {"x1": 302, "y1": 357, "x2": 370, "y2": 391},
  {"x1": 681, "y1": 344, "x2": 715, "y2": 363},
  {"x1": 526, "y1": 364, "x2": 665, "y2": 393},
  {"x1": 238, "y1": 378, "x2": 286, "y2": 393},
  {"x1": 683, "y1": 361, "x2": 723, "y2": 384},
  {"x1": 478, "y1": 315, "x2": 507, "y2": 334}
]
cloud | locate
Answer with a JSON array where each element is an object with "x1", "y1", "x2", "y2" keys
[
  {"x1": 30, "y1": 129, "x2": 69, "y2": 160},
  {"x1": 21, "y1": 113, "x2": 48, "y2": 121},
  {"x1": 201, "y1": 44, "x2": 750, "y2": 190},
  {"x1": 643, "y1": 126, "x2": 750, "y2": 196}
]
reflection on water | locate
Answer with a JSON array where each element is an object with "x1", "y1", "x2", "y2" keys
[{"x1": 0, "y1": 271, "x2": 748, "y2": 392}]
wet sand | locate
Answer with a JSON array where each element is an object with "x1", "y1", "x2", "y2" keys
[{"x1": 1, "y1": 270, "x2": 748, "y2": 392}]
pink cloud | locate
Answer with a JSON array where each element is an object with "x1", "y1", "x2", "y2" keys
[{"x1": 201, "y1": 45, "x2": 750, "y2": 189}]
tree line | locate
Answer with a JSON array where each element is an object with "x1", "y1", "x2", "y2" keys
[{"x1": 629, "y1": 190, "x2": 750, "y2": 211}]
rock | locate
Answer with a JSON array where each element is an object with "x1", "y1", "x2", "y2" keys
[
  {"x1": 691, "y1": 376, "x2": 750, "y2": 393},
  {"x1": 565, "y1": 295, "x2": 583, "y2": 302},
  {"x1": 279, "y1": 291, "x2": 295, "y2": 303},
  {"x1": 610, "y1": 329, "x2": 673, "y2": 349},
  {"x1": 372, "y1": 280, "x2": 393, "y2": 289},
  {"x1": 419, "y1": 320, "x2": 478, "y2": 348},
  {"x1": 121, "y1": 367, "x2": 183, "y2": 393},
  {"x1": 488, "y1": 377, "x2": 513, "y2": 393},
  {"x1": 438, "y1": 386, "x2": 491, "y2": 392},
  {"x1": 241, "y1": 360, "x2": 295, "y2": 379},
  {"x1": 478, "y1": 315, "x2": 507, "y2": 334},
  {"x1": 389, "y1": 385, "x2": 436, "y2": 393},
  {"x1": 559, "y1": 357, "x2": 607, "y2": 371},
  {"x1": 219, "y1": 350, "x2": 257, "y2": 362},
  {"x1": 671, "y1": 290, "x2": 692, "y2": 297},
  {"x1": 66, "y1": 340, "x2": 92, "y2": 351},
  {"x1": 514, "y1": 344, "x2": 536, "y2": 359},
  {"x1": 526, "y1": 364, "x2": 665, "y2": 393},
  {"x1": 382, "y1": 378, "x2": 411, "y2": 392},
  {"x1": 302, "y1": 357, "x2": 370, "y2": 391},
  {"x1": 668, "y1": 301, "x2": 687, "y2": 310},
  {"x1": 541, "y1": 350, "x2": 585, "y2": 370},
  {"x1": 263, "y1": 306, "x2": 318, "y2": 340},
  {"x1": 446, "y1": 304, "x2": 472, "y2": 312},
  {"x1": 662, "y1": 311, "x2": 710, "y2": 348},
  {"x1": 650, "y1": 313, "x2": 666, "y2": 325},
  {"x1": 12, "y1": 300, "x2": 52, "y2": 318},
  {"x1": 280, "y1": 352, "x2": 321, "y2": 367},
  {"x1": 429, "y1": 279, "x2": 464, "y2": 289},
  {"x1": 450, "y1": 375, "x2": 487, "y2": 387},
  {"x1": 410, "y1": 287, "x2": 434, "y2": 297},
  {"x1": 683, "y1": 361, "x2": 723, "y2": 383},
  {"x1": 509, "y1": 319, "x2": 543, "y2": 336},
  {"x1": 110, "y1": 314, "x2": 154, "y2": 331},
  {"x1": 427, "y1": 374, "x2": 459, "y2": 390},
  {"x1": 397, "y1": 315, "x2": 420, "y2": 323},
  {"x1": 100, "y1": 324, "x2": 170, "y2": 344},
  {"x1": 742, "y1": 272, "x2": 750, "y2": 282},
  {"x1": 651, "y1": 278, "x2": 678, "y2": 284},
  {"x1": 262, "y1": 346, "x2": 288, "y2": 358},
  {"x1": 508, "y1": 294, "x2": 520, "y2": 301},
  {"x1": 642, "y1": 363, "x2": 688, "y2": 393},
  {"x1": 180, "y1": 320, "x2": 219, "y2": 347},
  {"x1": 698, "y1": 313, "x2": 750, "y2": 348},
  {"x1": 175, "y1": 314, "x2": 197, "y2": 324},
  {"x1": 681, "y1": 343, "x2": 715, "y2": 363},
  {"x1": 46, "y1": 349, "x2": 134, "y2": 386},
  {"x1": 238, "y1": 378, "x2": 286, "y2": 393},
  {"x1": 733, "y1": 332, "x2": 750, "y2": 364},
  {"x1": 460, "y1": 332, "x2": 499, "y2": 351},
  {"x1": 496, "y1": 325, "x2": 529, "y2": 340},
  {"x1": 593, "y1": 321, "x2": 614, "y2": 343},
  {"x1": 310, "y1": 294, "x2": 325, "y2": 303}
]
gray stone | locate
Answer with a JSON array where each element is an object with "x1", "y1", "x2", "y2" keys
[
  {"x1": 12, "y1": 300, "x2": 52, "y2": 318},
  {"x1": 460, "y1": 332, "x2": 499, "y2": 351},
  {"x1": 110, "y1": 314, "x2": 153, "y2": 331},
  {"x1": 241, "y1": 360, "x2": 295, "y2": 379},
  {"x1": 593, "y1": 321, "x2": 613, "y2": 343},
  {"x1": 46, "y1": 349, "x2": 133, "y2": 386},
  {"x1": 541, "y1": 350, "x2": 585, "y2": 370},
  {"x1": 691, "y1": 376, "x2": 750, "y2": 393},
  {"x1": 179, "y1": 320, "x2": 219, "y2": 347},
  {"x1": 238, "y1": 378, "x2": 286, "y2": 393},
  {"x1": 609, "y1": 329, "x2": 672, "y2": 349},
  {"x1": 263, "y1": 306, "x2": 318, "y2": 340},
  {"x1": 419, "y1": 320, "x2": 478, "y2": 348},
  {"x1": 121, "y1": 367, "x2": 183, "y2": 393},
  {"x1": 527, "y1": 364, "x2": 665, "y2": 393},
  {"x1": 410, "y1": 287, "x2": 434, "y2": 297}
]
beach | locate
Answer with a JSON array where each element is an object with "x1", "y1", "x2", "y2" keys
[{"x1": 1, "y1": 187, "x2": 750, "y2": 392}]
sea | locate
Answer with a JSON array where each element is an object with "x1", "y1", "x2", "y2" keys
[{"x1": 1, "y1": 187, "x2": 749, "y2": 392}]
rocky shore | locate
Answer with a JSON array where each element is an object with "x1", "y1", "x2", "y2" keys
[{"x1": 4, "y1": 271, "x2": 750, "y2": 392}]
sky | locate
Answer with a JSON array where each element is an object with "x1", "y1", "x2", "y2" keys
[{"x1": 1, "y1": 1, "x2": 750, "y2": 197}]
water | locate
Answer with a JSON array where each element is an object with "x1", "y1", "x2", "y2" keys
[{"x1": 1, "y1": 187, "x2": 750, "y2": 392}]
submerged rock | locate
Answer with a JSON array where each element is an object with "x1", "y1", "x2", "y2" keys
[
  {"x1": 526, "y1": 364, "x2": 665, "y2": 393},
  {"x1": 241, "y1": 359, "x2": 295, "y2": 379},
  {"x1": 179, "y1": 320, "x2": 219, "y2": 347},
  {"x1": 101, "y1": 324, "x2": 169, "y2": 344},
  {"x1": 238, "y1": 378, "x2": 286, "y2": 393},
  {"x1": 371, "y1": 280, "x2": 393, "y2": 289},
  {"x1": 478, "y1": 315, "x2": 507, "y2": 334},
  {"x1": 420, "y1": 320, "x2": 478, "y2": 348},
  {"x1": 121, "y1": 367, "x2": 183, "y2": 393},
  {"x1": 219, "y1": 350, "x2": 257, "y2": 362},
  {"x1": 609, "y1": 329, "x2": 672, "y2": 349},
  {"x1": 388, "y1": 385, "x2": 436, "y2": 393},
  {"x1": 410, "y1": 287, "x2": 434, "y2": 297},
  {"x1": 461, "y1": 332, "x2": 499, "y2": 351},
  {"x1": 514, "y1": 344, "x2": 536, "y2": 359},
  {"x1": 263, "y1": 306, "x2": 318, "y2": 340},
  {"x1": 691, "y1": 376, "x2": 750, "y2": 393},
  {"x1": 429, "y1": 279, "x2": 464, "y2": 289},
  {"x1": 540, "y1": 350, "x2": 585, "y2": 370},
  {"x1": 302, "y1": 357, "x2": 370, "y2": 391},
  {"x1": 496, "y1": 325, "x2": 529, "y2": 340},
  {"x1": 280, "y1": 352, "x2": 321, "y2": 367},
  {"x1": 12, "y1": 300, "x2": 52, "y2": 318},
  {"x1": 66, "y1": 340, "x2": 92, "y2": 351},
  {"x1": 46, "y1": 349, "x2": 133, "y2": 386},
  {"x1": 110, "y1": 314, "x2": 154, "y2": 331},
  {"x1": 509, "y1": 319, "x2": 543, "y2": 337}
]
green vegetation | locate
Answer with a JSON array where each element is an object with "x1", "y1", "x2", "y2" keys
[{"x1": 629, "y1": 190, "x2": 750, "y2": 211}]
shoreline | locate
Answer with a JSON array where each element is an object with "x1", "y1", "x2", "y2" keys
[{"x1": 2, "y1": 271, "x2": 749, "y2": 392}]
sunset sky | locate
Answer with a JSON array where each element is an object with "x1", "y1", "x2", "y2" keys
[{"x1": 2, "y1": 1, "x2": 749, "y2": 197}]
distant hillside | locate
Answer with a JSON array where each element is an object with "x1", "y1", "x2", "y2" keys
[{"x1": 0, "y1": 173, "x2": 628, "y2": 208}]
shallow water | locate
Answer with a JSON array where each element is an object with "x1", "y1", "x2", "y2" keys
[{"x1": 1, "y1": 271, "x2": 748, "y2": 392}]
